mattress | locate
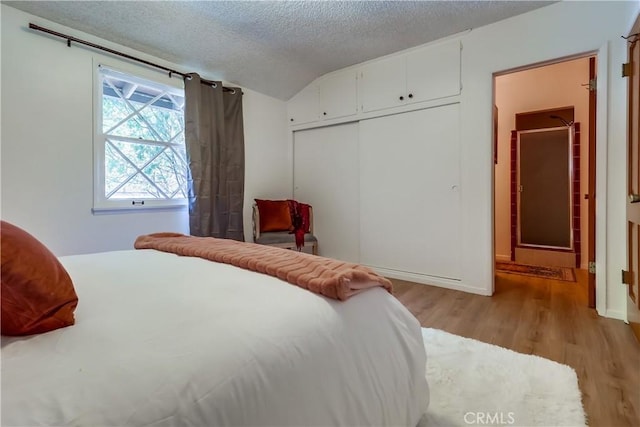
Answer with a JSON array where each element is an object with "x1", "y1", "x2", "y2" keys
[{"x1": 1, "y1": 249, "x2": 429, "y2": 426}]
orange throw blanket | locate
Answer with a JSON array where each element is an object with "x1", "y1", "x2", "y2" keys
[{"x1": 134, "y1": 233, "x2": 392, "y2": 301}]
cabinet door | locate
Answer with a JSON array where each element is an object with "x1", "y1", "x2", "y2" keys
[
  {"x1": 293, "y1": 123, "x2": 360, "y2": 262},
  {"x1": 318, "y1": 70, "x2": 358, "y2": 120},
  {"x1": 359, "y1": 104, "x2": 461, "y2": 280},
  {"x1": 406, "y1": 40, "x2": 461, "y2": 103},
  {"x1": 360, "y1": 55, "x2": 406, "y2": 113},
  {"x1": 287, "y1": 82, "x2": 319, "y2": 125}
]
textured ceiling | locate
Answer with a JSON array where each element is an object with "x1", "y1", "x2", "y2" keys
[{"x1": 4, "y1": 1, "x2": 554, "y2": 100}]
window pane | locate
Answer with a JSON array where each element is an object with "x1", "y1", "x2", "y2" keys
[
  {"x1": 105, "y1": 143, "x2": 137, "y2": 195},
  {"x1": 102, "y1": 95, "x2": 134, "y2": 133},
  {"x1": 142, "y1": 150, "x2": 185, "y2": 197},
  {"x1": 109, "y1": 140, "x2": 164, "y2": 169},
  {"x1": 138, "y1": 104, "x2": 183, "y2": 142},
  {"x1": 107, "y1": 100, "x2": 158, "y2": 140},
  {"x1": 172, "y1": 132, "x2": 185, "y2": 146},
  {"x1": 173, "y1": 143, "x2": 187, "y2": 164},
  {"x1": 110, "y1": 173, "x2": 164, "y2": 199}
]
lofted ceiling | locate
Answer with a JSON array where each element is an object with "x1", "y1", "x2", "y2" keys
[{"x1": 4, "y1": 1, "x2": 554, "y2": 100}]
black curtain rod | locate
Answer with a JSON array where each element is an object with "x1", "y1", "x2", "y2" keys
[{"x1": 28, "y1": 23, "x2": 239, "y2": 93}]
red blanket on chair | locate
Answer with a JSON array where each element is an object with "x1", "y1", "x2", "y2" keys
[{"x1": 288, "y1": 200, "x2": 310, "y2": 250}]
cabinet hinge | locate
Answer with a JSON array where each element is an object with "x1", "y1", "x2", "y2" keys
[
  {"x1": 622, "y1": 269, "x2": 632, "y2": 285},
  {"x1": 588, "y1": 262, "x2": 596, "y2": 274},
  {"x1": 622, "y1": 62, "x2": 632, "y2": 78}
]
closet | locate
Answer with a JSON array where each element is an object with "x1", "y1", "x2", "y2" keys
[
  {"x1": 291, "y1": 37, "x2": 463, "y2": 284},
  {"x1": 359, "y1": 104, "x2": 461, "y2": 280},
  {"x1": 293, "y1": 104, "x2": 461, "y2": 282},
  {"x1": 293, "y1": 123, "x2": 360, "y2": 263}
]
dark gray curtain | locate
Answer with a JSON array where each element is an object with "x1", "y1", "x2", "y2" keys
[{"x1": 184, "y1": 73, "x2": 245, "y2": 240}]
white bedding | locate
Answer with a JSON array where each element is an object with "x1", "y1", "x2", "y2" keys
[{"x1": 2, "y1": 249, "x2": 428, "y2": 426}]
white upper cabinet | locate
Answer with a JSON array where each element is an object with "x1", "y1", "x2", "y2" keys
[
  {"x1": 406, "y1": 39, "x2": 461, "y2": 103},
  {"x1": 318, "y1": 70, "x2": 358, "y2": 120},
  {"x1": 287, "y1": 82, "x2": 319, "y2": 125},
  {"x1": 359, "y1": 55, "x2": 406, "y2": 113},
  {"x1": 360, "y1": 39, "x2": 461, "y2": 113}
]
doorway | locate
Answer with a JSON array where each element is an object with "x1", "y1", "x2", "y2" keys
[{"x1": 493, "y1": 55, "x2": 596, "y2": 306}]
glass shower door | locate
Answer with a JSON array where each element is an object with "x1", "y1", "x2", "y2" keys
[{"x1": 517, "y1": 126, "x2": 573, "y2": 250}]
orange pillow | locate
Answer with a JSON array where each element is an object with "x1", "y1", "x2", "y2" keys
[
  {"x1": 255, "y1": 199, "x2": 293, "y2": 232},
  {"x1": 1, "y1": 221, "x2": 78, "y2": 336}
]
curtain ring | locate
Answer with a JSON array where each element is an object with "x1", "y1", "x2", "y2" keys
[
  {"x1": 230, "y1": 89, "x2": 236, "y2": 94},
  {"x1": 211, "y1": 82, "x2": 218, "y2": 88},
  {"x1": 185, "y1": 75, "x2": 193, "y2": 80}
]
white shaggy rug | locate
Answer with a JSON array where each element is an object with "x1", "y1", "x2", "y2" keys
[{"x1": 420, "y1": 328, "x2": 587, "y2": 427}]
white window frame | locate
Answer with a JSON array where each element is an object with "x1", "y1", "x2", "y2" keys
[{"x1": 93, "y1": 61, "x2": 188, "y2": 212}]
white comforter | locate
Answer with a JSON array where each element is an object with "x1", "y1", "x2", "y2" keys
[{"x1": 2, "y1": 249, "x2": 428, "y2": 426}]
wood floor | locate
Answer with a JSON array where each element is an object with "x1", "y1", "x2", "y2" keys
[{"x1": 393, "y1": 269, "x2": 640, "y2": 427}]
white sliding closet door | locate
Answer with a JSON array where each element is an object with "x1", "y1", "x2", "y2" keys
[
  {"x1": 359, "y1": 104, "x2": 461, "y2": 280},
  {"x1": 293, "y1": 123, "x2": 360, "y2": 262}
]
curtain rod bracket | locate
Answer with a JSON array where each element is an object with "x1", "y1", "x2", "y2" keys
[
  {"x1": 67, "y1": 39, "x2": 71, "y2": 47},
  {"x1": 622, "y1": 33, "x2": 639, "y2": 43}
]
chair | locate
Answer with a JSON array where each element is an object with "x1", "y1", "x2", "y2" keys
[{"x1": 253, "y1": 201, "x2": 318, "y2": 255}]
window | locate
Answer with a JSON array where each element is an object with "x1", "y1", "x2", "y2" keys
[{"x1": 94, "y1": 66, "x2": 187, "y2": 210}]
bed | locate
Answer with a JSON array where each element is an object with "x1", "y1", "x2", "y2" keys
[{"x1": 1, "y1": 248, "x2": 429, "y2": 426}]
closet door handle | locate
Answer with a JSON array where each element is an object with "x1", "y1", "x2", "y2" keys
[
  {"x1": 399, "y1": 96, "x2": 404, "y2": 101},
  {"x1": 408, "y1": 93, "x2": 413, "y2": 99}
]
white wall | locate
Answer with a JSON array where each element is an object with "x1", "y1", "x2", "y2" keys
[
  {"x1": 1, "y1": 5, "x2": 289, "y2": 255},
  {"x1": 460, "y1": 1, "x2": 639, "y2": 319},
  {"x1": 494, "y1": 57, "x2": 591, "y2": 268},
  {"x1": 242, "y1": 88, "x2": 290, "y2": 239}
]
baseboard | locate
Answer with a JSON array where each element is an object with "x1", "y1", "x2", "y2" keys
[
  {"x1": 367, "y1": 265, "x2": 492, "y2": 296},
  {"x1": 495, "y1": 254, "x2": 511, "y2": 263}
]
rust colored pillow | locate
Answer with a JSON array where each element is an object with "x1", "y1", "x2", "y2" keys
[
  {"x1": 1, "y1": 221, "x2": 78, "y2": 336},
  {"x1": 255, "y1": 199, "x2": 293, "y2": 232}
]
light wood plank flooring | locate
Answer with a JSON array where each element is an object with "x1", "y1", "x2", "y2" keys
[{"x1": 392, "y1": 269, "x2": 640, "y2": 427}]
